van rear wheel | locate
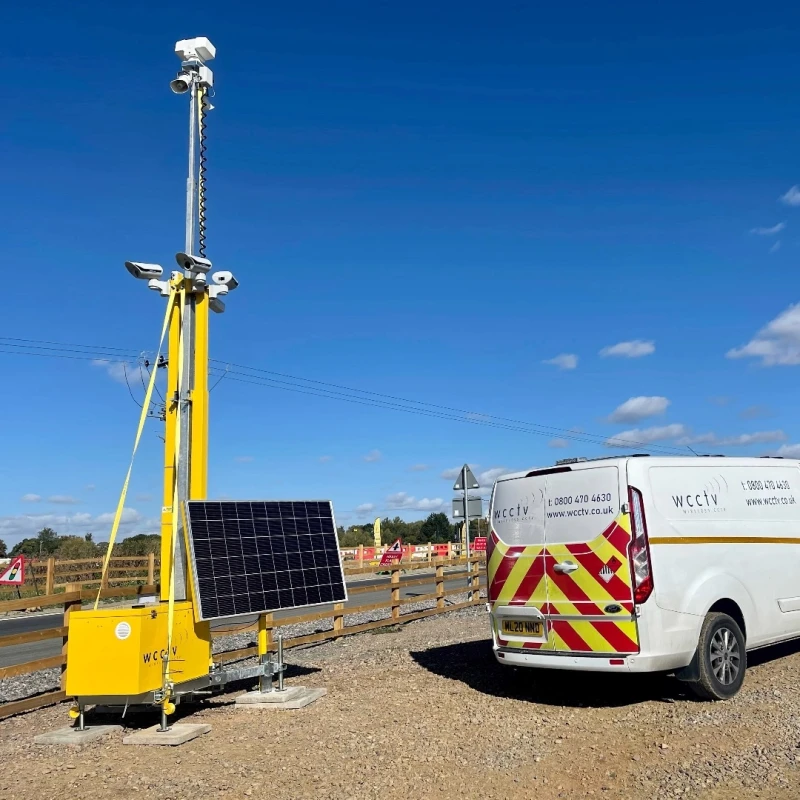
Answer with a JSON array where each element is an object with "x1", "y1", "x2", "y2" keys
[{"x1": 687, "y1": 612, "x2": 746, "y2": 701}]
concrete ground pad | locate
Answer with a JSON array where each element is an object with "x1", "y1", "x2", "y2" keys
[
  {"x1": 34, "y1": 725, "x2": 122, "y2": 746},
  {"x1": 122, "y1": 723, "x2": 211, "y2": 746},
  {"x1": 235, "y1": 686, "x2": 327, "y2": 710}
]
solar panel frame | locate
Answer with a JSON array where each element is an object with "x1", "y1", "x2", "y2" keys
[{"x1": 184, "y1": 499, "x2": 348, "y2": 621}]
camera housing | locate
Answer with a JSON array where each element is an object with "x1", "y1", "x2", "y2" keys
[
  {"x1": 175, "y1": 252, "x2": 212, "y2": 274},
  {"x1": 125, "y1": 261, "x2": 164, "y2": 280}
]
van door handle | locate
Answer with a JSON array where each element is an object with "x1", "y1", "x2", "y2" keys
[{"x1": 554, "y1": 561, "x2": 579, "y2": 574}]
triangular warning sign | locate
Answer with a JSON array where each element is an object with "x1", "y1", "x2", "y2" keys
[
  {"x1": 379, "y1": 538, "x2": 403, "y2": 566},
  {"x1": 453, "y1": 464, "x2": 480, "y2": 491},
  {"x1": 0, "y1": 556, "x2": 25, "y2": 586}
]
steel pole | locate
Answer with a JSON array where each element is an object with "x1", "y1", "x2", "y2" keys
[{"x1": 173, "y1": 81, "x2": 199, "y2": 602}]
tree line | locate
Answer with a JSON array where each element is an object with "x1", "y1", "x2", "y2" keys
[
  {"x1": 1, "y1": 515, "x2": 490, "y2": 560},
  {"x1": 1, "y1": 528, "x2": 160, "y2": 560},
  {"x1": 336, "y1": 513, "x2": 489, "y2": 548}
]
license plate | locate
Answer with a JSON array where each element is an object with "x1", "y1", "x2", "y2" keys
[{"x1": 501, "y1": 619, "x2": 544, "y2": 637}]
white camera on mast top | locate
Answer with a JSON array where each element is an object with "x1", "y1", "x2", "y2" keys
[
  {"x1": 175, "y1": 37, "x2": 216, "y2": 63},
  {"x1": 175, "y1": 252, "x2": 212, "y2": 274},
  {"x1": 125, "y1": 261, "x2": 163, "y2": 280}
]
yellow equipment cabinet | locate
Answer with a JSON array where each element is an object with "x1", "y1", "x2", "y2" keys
[{"x1": 66, "y1": 602, "x2": 211, "y2": 699}]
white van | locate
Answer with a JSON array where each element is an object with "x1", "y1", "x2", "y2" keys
[{"x1": 487, "y1": 455, "x2": 800, "y2": 699}]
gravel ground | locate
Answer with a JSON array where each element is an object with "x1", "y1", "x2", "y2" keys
[
  {"x1": 1, "y1": 606, "x2": 800, "y2": 799},
  {"x1": 0, "y1": 586, "x2": 483, "y2": 703}
]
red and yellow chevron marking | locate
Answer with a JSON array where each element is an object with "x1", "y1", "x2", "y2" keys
[{"x1": 490, "y1": 513, "x2": 639, "y2": 654}]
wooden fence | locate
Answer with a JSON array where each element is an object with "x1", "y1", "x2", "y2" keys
[
  {"x1": 12, "y1": 543, "x2": 480, "y2": 597},
  {"x1": 0, "y1": 555, "x2": 486, "y2": 720}
]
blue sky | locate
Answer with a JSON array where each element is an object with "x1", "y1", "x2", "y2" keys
[{"x1": 3, "y1": 1, "x2": 800, "y2": 545}]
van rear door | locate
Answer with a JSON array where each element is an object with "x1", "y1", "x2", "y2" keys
[{"x1": 542, "y1": 466, "x2": 639, "y2": 654}]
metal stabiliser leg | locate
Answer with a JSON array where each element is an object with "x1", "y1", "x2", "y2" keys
[{"x1": 277, "y1": 634, "x2": 285, "y2": 692}]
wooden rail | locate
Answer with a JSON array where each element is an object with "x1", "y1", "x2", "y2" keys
[
  {"x1": 11, "y1": 543, "x2": 483, "y2": 596},
  {"x1": 0, "y1": 556, "x2": 486, "y2": 720}
]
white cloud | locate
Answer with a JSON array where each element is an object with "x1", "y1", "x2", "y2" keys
[
  {"x1": 21, "y1": 494, "x2": 41, "y2": 503},
  {"x1": 780, "y1": 186, "x2": 800, "y2": 206},
  {"x1": 776, "y1": 444, "x2": 800, "y2": 458},
  {"x1": 354, "y1": 503, "x2": 375, "y2": 515},
  {"x1": 543, "y1": 353, "x2": 578, "y2": 370},
  {"x1": 727, "y1": 303, "x2": 800, "y2": 366},
  {"x1": 770, "y1": 241, "x2": 781, "y2": 254},
  {"x1": 235, "y1": 456, "x2": 254, "y2": 463},
  {"x1": 91, "y1": 359, "x2": 140, "y2": 385},
  {"x1": 679, "y1": 430, "x2": 787, "y2": 447},
  {"x1": 477, "y1": 467, "x2": 509, "y2": 488},
  {"x1": 605, "y1": 424, "x2": 688, "y2": 448},
  {"x1": 94, "y1": 508, "x2": 143, "y2": 526},
  {"x1": 608, "y1": 396, "x2": 670, "y2": 424},
  {"x1": 0, "y1": 508, "x2": 154, "y2": 545},
  {"x1": 363, "y1": 449, "x2": 382, "y2": 463},
  {"x1": 440, "y1": 465, "x2": 478, "y2": 481},
  {"x1": 85, "y1": 484, "x2": 96, "y2": 491},
  {"x1": 740, "y1": 405, "x2": 773, "y2": 420},
  {"x1": 750, "y1": 222, "x2": 786, "y2": 236},
  {"x1": 408, "y1": 464, "x2": 429, "y2": 472},
  {"x1": 48, "y1": 495, "x2": 79, "y2": 505},
  {"x1": 319, "y1": 455, "x2": 332, "y2": 463},
  {"x1": 386, "y1": 492, "x2": 445, "y2": 512},
  {"x1": 599, "y1": 340, "x2": 655, "y2": 358},
  {"x1": 548, "y1": 439, "x2": 570, "y2": 449}
]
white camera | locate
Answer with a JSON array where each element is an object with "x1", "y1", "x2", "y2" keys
[
  {"x1": 211, "y1": 271, "x2": 239, "y2": 291},
  {"x1": 125, "y1": 261, "x2": 164, "y2": 280},
  {"x1": 175, "y1": 37, "x2": 216, "y2": 63},
  {"x1": 170, "y1": 71, "x2": 193, "y2": 94},
  {"x1": 209, "y1": 294, "x2": 226, "y2": 314},
  {"x1": 175, "y1": 252, "x2": 212, "y2": 274}
]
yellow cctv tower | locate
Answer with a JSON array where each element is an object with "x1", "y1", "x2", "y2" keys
[{"x1": 64, "y1": 37, "x2": 248, "y2": 735}]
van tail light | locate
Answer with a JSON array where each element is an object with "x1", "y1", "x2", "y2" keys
[
  {"x1": 628, "y1": 486, "x2": 654, "y2": 605},
  {"x1": 486, "y1": 531, "x2": 497, "y2": 563}
]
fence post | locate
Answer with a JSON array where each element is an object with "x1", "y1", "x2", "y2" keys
[
  {"x1": 45, "y1": 557, "x2": 55, "y2": 596},
  {"x1": 427, "y1": 542, "x2": 432, "y2": 563},
  {"x1": 357, "y1": 544, "x2": 364, "y2": 569},
  {"x1": 470, "y1": 557, "x2": 481, "y2": 603},
  {"x1": 391, "y1": 567, "x2": 401, "y2": 620},
  {"x1": 333, "y1": 602, "x2": 345, "y2": 638},
  {"x1": 435, "y1": 564, "x2": 445, "y2": 609},
  {"x1": 61, "y1": 583, "x2": 82, "y2": 691},
  {"x1": 147, "y1": 552, "x2": 155, "y2": 585},
  {"x1": 447, "y1": 542, "x2": 453, "y2": 560}
]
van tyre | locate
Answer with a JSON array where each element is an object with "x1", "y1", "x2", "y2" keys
[{"x1": 687, "y1": 612, "x2": 746, "y2": 701}]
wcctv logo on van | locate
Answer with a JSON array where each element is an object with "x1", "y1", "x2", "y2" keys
[{"x1": 670, "y1": 475, "x2": 728, "y2": 515}]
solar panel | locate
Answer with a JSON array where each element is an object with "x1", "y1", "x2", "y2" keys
[{"x1": 185, "y1": 500, "x2": 348, "y2": 621}]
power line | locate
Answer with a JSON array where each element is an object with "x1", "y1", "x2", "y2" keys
[{"x1": 0, "y1": 335, "x2": 690, "y2": 454}]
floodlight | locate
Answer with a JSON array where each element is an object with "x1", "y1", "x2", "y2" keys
[
  {"x1": 209, "y1": 296, "x2": 226, "y2": 314},
  {"x1": 125, "y1": 261, "x2": 163, "y2": 280}
]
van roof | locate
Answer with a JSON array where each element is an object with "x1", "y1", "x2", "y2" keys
[{"x1": 496, "y1": 455, "x2": 798, "y2": 483}]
